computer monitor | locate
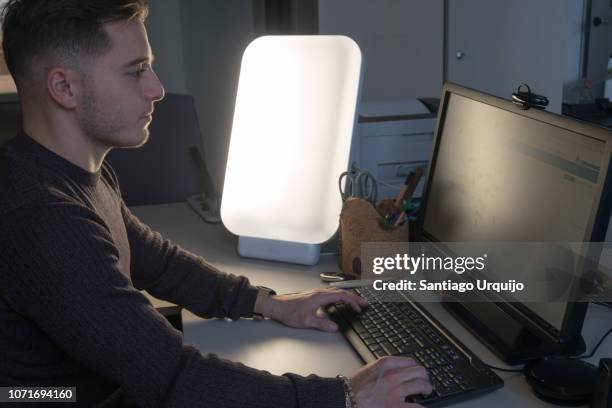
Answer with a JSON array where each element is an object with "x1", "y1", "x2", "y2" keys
[{"x1": 418, "y1": 83, "x2": 612, "y2": 364}]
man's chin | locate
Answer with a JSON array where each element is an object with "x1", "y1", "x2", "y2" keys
[
  {"x1": 132, "y1": 129, "x2": 150, "y2": 148},
  {"x1": 114, "y1": 129, "x2": 150, "y2": 149}
]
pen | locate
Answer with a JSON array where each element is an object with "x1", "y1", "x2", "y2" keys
[
  {"x1": 393, "y1": 167, "x2": 424, "y2": 212},
  {"x1": 394, "y1": 211, "x2": 406, "y2": 227},
  {"x1": 402, "y1": 167, "x2": 423, "y2": 203},
  {"x1": 393, "y1": 173, "x2": 413, "y2": 211}
]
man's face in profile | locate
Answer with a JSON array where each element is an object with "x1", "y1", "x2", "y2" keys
[{"x1": 77, "y1": 19, "x2": 165, "y2": 149}]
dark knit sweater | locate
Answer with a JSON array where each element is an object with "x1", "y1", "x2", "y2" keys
[{"x1": 0, "y1": 132, "x2": 345, "y2": 408}]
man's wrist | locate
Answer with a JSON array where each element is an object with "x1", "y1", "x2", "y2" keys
[
  {"x1": 253, "y1": 286, "x2": 276, "y2": 320},
  {"x1": 337, "y1": 375, "x2": 357, "y2": 408}
]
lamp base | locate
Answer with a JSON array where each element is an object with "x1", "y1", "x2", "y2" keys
[{"x1": 237, "y1": 236, "x2": 320, "y2": 265}]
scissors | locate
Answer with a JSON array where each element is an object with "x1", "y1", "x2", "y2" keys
[{"x1": 338, "y1": 164, "x2": 378, "y2": 205}]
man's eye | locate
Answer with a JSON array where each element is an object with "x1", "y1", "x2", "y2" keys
[{"x1": 131, "y1": 66, "x2": 149, "y2": 77}]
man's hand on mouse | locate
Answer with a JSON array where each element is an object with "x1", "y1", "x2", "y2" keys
[{"x1": 261, "y1": 287, "x2": 367, "y2": 332}]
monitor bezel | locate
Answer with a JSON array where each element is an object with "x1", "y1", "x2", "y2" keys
[{"x1": 417, "y1": 82, "x2": 612, "y2": 355}]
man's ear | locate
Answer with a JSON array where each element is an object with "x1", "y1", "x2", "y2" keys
[{"x1": 46, "y1": 68, "x2": 80, "y2": 110}]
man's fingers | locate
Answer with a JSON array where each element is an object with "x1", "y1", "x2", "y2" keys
[
  {"x1": 325, "y1": 287, "x2": 370, "y2": 306},
  {"x1": 379, "y1": 378, "x2": 432, "y2": 408},
  {"x1": 393, "y1": 378, "x2": 434, "y2": 399},
  {"x1": 375, "y1": 356, "x2": 421, "y2": 373},
  {"x1": 306, "y1": 316, "x2": 338, "y2": 332},
  {"x1": 382, "y1": 365, "x2": 430, "y2": 387},
  {"x1": 315, "y1": 290, "x2": 364, "y2": 313}
]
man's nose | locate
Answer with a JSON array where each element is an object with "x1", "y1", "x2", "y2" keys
[{"x1": 146, "y1": 69, "x2": 165, "y2": 102}]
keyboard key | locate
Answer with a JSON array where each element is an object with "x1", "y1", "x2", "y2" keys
[
  {"x1": 360, "y1": 332, "x2": 372, "y2": 340},
  {"x1": 438, "y1": 384, "x2": 462, "y2": 397},
  {"x1": 396, "y1": 344, "x2": 416, "y2": 354},
  {"x1": 430, "y1": 334, "x2": 445, "y2": 345},
  {"x1": 363, "y1": 338, "x2": 377, "y2": 346},
  {"x1": 380, "y1": 341, "x2": 399, "y2": 356},
  {"x1": 373, "y1": 350, "x2": 387, "y2": 358},
  {"x1": 352, "y1": 321, "x2": 366, "y2": 334}
]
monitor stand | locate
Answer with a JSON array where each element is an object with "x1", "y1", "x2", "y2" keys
[{"x1": 444, "y1": 301, "x2": 586, "y2": 365}]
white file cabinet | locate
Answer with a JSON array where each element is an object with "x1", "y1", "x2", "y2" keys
[{"x1": 355, "y1": 113, "x2": 436, "y2": 200}]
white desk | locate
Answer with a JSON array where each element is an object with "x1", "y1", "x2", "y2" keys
[{"x1": 132, "y1": 203, "x2": 612, "y2": 408}]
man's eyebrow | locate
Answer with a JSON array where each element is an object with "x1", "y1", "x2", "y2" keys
[{"x1": 122, "y1": 54, "x2": 155, "y2": 68}]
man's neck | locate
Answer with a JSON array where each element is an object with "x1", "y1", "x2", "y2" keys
[{"x1": 23, "y1": 117, "x2": 109, "y2": 173}]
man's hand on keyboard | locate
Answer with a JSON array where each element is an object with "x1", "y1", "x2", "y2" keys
[
  {"x1": 350, "y1": 356, "x2": 433, "y2": 408},
  {"x1": 261, "y1": 288, "x2": 368, "y2": 332}
]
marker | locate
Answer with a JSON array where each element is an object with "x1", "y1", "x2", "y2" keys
[{"x1": 393, "y1": 168, "x2": 424, "y2": 213}]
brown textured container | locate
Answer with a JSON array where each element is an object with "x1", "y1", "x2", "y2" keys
[{"x1": 339, "y1": 197, "x2": 409, "y2": 277}]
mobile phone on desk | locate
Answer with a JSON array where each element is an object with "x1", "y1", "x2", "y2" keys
[{"x1": 320, "y1": 271, "x2": 351, "y2": 283}]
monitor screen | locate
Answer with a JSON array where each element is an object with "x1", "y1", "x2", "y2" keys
[{"x1": 421, "y1": 86, "x2": 611, "y2": 333}]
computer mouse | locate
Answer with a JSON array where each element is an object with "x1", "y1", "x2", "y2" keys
[{"x1": 524, "y1": 356, "x2": 598, "y2": 405}]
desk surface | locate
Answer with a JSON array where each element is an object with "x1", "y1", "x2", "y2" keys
[{"x1": 132, "y1": 202, "x2": 612, "y2": 408}]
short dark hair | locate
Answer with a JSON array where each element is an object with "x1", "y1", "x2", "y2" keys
[{"x1": 1, "y1": 0, "x2": 149, "y2": 87}]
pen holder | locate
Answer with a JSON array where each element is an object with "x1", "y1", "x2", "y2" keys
[{"x1": 339, "y1": 197, "x2": 409, "y2": 278}]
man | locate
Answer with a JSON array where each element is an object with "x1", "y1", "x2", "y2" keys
[{"x1": 0, "y1": 1, "x2": 431, "y2": 407}]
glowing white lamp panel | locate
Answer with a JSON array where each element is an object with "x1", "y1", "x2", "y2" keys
[{"x1": 222, "y1": 36, "x2": 362, "y2": 245}]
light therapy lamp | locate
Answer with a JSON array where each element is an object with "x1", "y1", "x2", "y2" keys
[{"x1": 221, "y1": 35, "x2": 362, "y2": 265}]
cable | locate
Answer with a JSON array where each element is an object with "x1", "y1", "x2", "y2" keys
[
  {"x1": 575, "y1": 326, "x2": 612, "y2": 360},
  {"x1": 511, "y1": 83, "x2": 549, "y2": 110},
  {"x1": 485, "y1": 363, "x2": 524, "y2": 373}
]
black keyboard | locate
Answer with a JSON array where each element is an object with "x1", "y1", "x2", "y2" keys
[{"x1": 326, "y1": 286, "x2": 503, "y2": 406}]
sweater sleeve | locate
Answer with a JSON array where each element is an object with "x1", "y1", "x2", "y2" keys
[
  {"x1": 1, "y1": 202, "x2": 345, "y2": 408},
  {"x1": 120, "y1": 201, "x2": 258, "y2": 320}
]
